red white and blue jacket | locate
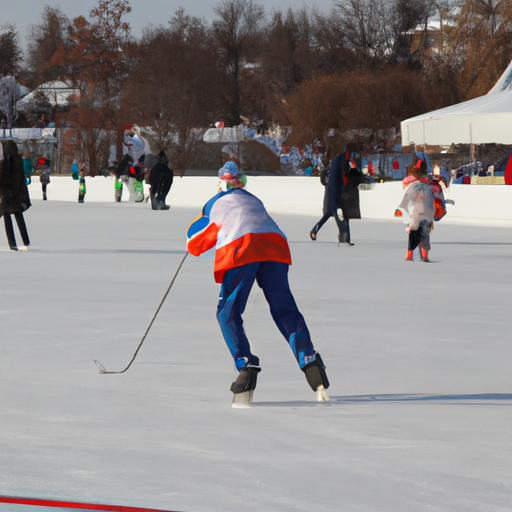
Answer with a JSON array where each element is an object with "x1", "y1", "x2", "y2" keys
[{"x1": 186, "y1": 188, "x2": 291, "y2": 283}]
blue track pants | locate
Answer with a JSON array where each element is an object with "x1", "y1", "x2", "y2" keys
[{"x1": 216, "y1": 261, "x2": 315, "y2": 369}]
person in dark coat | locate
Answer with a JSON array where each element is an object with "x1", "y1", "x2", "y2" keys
[
  {"x1": 338, "y1": 155, "x2": 365, "y2": 243},
  {"x1": 149, "y1": 151, "x2": 173, "y2": 210},
  {"x1": 310, "y1": 151, "x2": 350, "y2": 244},
  {"x1": 310, "y1": 149, "x2": 364, "y2": 245},
  {"x1": 0, "y1": 140, "x2": 31, "y2": 251}
]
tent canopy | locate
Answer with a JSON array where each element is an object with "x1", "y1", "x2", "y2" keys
[{"x1": 400, "y1": 89, "x2": 512, "y2": 146}]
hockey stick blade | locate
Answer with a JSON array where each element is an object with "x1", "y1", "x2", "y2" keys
[{"x1": 94, "y1": 360, "x2": 108, "y2": 374}]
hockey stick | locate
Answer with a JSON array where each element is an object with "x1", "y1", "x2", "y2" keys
[{"x1": 94, "y1": 251, "x2": 189, "y2": 374}]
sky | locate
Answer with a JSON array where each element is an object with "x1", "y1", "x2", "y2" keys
[
  {"x1": 0, "y1": 175, "x2": 511, "y2": 512},
  {"x1": 3, "y1": 0, "x2": 335, "y2": 47}
]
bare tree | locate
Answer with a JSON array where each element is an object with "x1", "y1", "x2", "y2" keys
[
  {"x1": 213, "y1": 0, "x2": 265, "y2": 125},
  {"x1": 50, "y1": 0, "x2": 135, "y2": 172},
  {"x1": 0, "y1": 23, "x2": 23, "y2": 76},
  {"x1": 0, "y1": 76, "x2": 21, "y2": 135},
  {"x1": 26, "y1": 7, "x2": 70, "y2": 83},
  {"x1": 445, "y1": 0, "x2": 512, "y2": 97},
  {"x1": 127, "y1": 9, "x2": 224, "y2": 171},
  {"x1": 333, "y1": 0, "x2": 391, "y2": 63}
]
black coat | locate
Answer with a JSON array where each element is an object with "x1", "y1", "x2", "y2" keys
[
  {"x1": 115, "y1": 155, "x2": 133, "y2": 179},
  {"x1": 326, "y1": 153, "x2": 344, "y2": 214},
  {"x1": 150, "y1": 162, "x2": 173, "y2": 197},
  {"x1": 339, "y1": 162, "x2": 364, "y2": 219},
  {"x1": 0, "y1": 154, "x2": 32, "y2": 216},
  {"x1": 326, "y1": 153, "x2": 363, "y2": 220}
]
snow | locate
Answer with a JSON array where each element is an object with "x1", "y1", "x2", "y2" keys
[{"x1": 1, "y1": 178, "x2": 512, "y2": 512}]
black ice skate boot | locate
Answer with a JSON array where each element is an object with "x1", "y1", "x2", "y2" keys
[
  {"x1": 231, "y1": 363, "x2": 261, "y2": 406},
  {"x1": 302, "y1": 353, "x2": 330, "y2": 402}
]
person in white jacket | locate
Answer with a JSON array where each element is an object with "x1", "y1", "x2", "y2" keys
[{"x1": 396, "y1": 159, "x2": 435, "y2": 262}]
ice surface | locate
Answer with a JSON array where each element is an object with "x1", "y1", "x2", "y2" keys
[{"x1": 1, "y1": 193, "x2": 512, "y2": 512}]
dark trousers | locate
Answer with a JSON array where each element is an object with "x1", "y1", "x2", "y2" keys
[
  {"x1": 407, "y1": 219, "x2": 431, "y2": 252},
  {"x1": 150, "y1": 192, "x2": 169, "y2": 210},
  {"x1": 4, "y1": 212, "x2": 30, "y2": 249},
  {"x1": 311, "y1": 209, "x2": 350, "y2": 242},
  {"x1": 217, "y1": 261, "x2": 315, "y2": 369}
]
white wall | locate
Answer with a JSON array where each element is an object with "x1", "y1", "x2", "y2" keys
[{"x1": 28, "y1": 175, "x2": 512, "y2": 227}]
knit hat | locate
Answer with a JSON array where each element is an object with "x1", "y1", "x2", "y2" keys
[{"x1": 218, "y1": 160, "x2": 239, "y2": 180}]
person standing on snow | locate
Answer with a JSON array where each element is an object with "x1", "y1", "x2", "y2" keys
[
  {"x1": 0, "y1": 140, "x2": 31, "y2": 251},
  {"x1": 186, "y1": 160, "x2": 330, "y2": 404},
  {"x1": 395, "y1": 159, "x2": 435, "y2": 262}
]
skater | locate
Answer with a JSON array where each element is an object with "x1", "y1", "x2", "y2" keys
[
  {"x1": 38, "y1": 158, "x2": 51, "y2": 200},
  {"x1": 78, "y1": 165, "x2": 86, "y2": 203},
  {"x1": 149, "y1": 150, "x2": 173, "y2": 210},
  {"x1": 396, "y1": 159, "x2": 435, "y2": 262},
  {"x1": 131, "y1": 155, "x2": 145, "y2": 203},
  {"x1": 310, "y1": 148, "x2": 362, "y2": 244},
  {"x1": 186, "y1": 160, "x2": 329, "y2": 403},
  {"x1": 114, "y1": 154, "x2": 133, "y2": 202},
  {"x1": 0, "y1": 140, "x2": 31, "y2": 251}
]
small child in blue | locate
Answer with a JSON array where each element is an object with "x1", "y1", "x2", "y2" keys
[{"x1": 78, "y1": 166, "x2": 86, "y2": 203}]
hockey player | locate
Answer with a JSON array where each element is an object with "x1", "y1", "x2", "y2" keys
[{"x1": 186, "y1": 160, "x2": 330, "y2": 403}]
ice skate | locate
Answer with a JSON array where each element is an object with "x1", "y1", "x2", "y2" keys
[
  {"x1": 302, "y1": 353, "x2": 330, "y2": 402},
  {"x1": 231, "y1": 364, "x2": 261, "y2": 407}
]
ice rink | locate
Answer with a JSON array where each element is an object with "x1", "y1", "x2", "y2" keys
[{"x1": 1, "y1": 190, "x2": 511, "y2": 512}]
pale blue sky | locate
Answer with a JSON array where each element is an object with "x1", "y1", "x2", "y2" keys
[{"x1": 3, "y1": 0, "x2": 335, "y2": 46}]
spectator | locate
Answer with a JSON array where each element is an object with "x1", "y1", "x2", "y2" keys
[
  {"x1": 149, "y1": 151, "x2": 173, "y2": 210},
  {"x1": 0, "y1": 140, "x2": 31, "y2": 251}
]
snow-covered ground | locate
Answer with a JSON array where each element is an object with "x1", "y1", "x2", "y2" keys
[{"x1": 1, "y1": 184, "x2": 512, "y2": 512}]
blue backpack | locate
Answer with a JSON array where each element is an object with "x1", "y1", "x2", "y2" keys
[{"x1": 71, "y1": 162, "x2": 79, "y2": 180}]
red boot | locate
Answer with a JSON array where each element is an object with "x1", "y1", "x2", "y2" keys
[
  {"x1": 405, "y1": 250, "x2": 414, "y2": 261},
  {"x1": 420, "y1": 249, "x2": 429, "y2": 262}
]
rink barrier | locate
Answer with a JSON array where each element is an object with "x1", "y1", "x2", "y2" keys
[{"x1": 27, "y1": 176, "x2": 512, "y2": 227}]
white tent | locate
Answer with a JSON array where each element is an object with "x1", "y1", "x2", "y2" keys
[
  {"x1": 488, "y1": 59, "x2": 512, "y2": 94},
  {"x1": 401, "y1": 59, "x2": 512, "y2": 146},
  {"x1": 400, "y1": 88, "x2": 512, "y2": 146}
]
